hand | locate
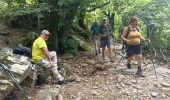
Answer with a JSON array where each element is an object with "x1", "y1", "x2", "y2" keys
[
  {"x1": 126, "y1": 39, "x2": 131, "y2": 44},
  {"x1": 146, "y1": 39, "x2": 150, "y2": 43},
  {"x1": 49, "y1": 61, "x2": 55, "y2": 67}
]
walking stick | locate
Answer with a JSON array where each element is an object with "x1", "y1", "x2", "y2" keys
[
  {"x1": 147, "y1": 41, "x2": 158, "y2": 79},
  {"x1": 0, "y1": 63, "x2": 29, "y2": 100},
  {"x1": 114, "y1": 49, "x2": 126, "y2": 69}
]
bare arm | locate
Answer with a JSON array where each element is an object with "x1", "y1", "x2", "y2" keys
[
  {"x1": 41, "y1": 47, "x2": 51, "y2": 62},
  {"x1": 121, "y1": 27, "x2": 130, "y2": 43},
  {"x1": 140, "y1": 35, "x2": 146, "y2": 41}
]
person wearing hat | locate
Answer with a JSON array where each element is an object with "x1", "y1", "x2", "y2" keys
[
  {"x1": 32, "y1": 30, "x2": 65, "y2": 85},
  {"x1": 100, "y1": 18, "x2": 114, "y2": 62}
]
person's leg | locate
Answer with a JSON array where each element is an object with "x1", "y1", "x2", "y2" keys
[
  {"x1": 135, "y1": 45, "x2": 144, "y2": 77},
  {"x1": 102, "y1": 47, "x2": 106, "y2": 60},
  {"x1": 107, "y1": 38, "x2": 114, "y2": 62},
  {"x1": 126, "y1": 45, "x2": 134, "y2": 69},
  {"x1": 49, "y1": 51, "x2": 57, "y2": 66},
  {"x1": 127, "y1": 56, "x2": 132, "y2": 69},
  {"x1": 97, "y1": 39, "x2": 101, "y2": 54},
  {"x1": 40, "y1": 58, "x2": 64, "y2": 82},
  {"x1": 100, "y1": 40, "x2": 106, "y2": 60}
]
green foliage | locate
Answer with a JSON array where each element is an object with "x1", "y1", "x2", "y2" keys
[{"x1": 63, "y1": 38, "x2": 79, "y2": 55}]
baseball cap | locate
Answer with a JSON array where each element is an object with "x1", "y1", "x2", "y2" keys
[{"x1": 41, "y1": 30, "x2": 51, "y2": 35}]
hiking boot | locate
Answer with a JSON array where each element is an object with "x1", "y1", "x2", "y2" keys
[
  {"x1": 52, "y1": 78, "x2": 65, "y2": 85},
  {"x1": 127, "y1": 63, "x2": 131, "y2": 69},
  {"x1": 135, "y1": 69, "x2": 145, "y2": 77}
]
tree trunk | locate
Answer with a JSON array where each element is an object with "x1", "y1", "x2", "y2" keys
[{"x1": 78, "y1": 10, "x2": 87, "y2": 30}]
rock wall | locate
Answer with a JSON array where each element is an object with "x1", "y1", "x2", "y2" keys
[{"x1": 0, "y1": 48, "x2": 31, "y2": 99}]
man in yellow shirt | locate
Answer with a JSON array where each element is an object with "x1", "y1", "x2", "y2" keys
[{"x1": 32, "y1": 30, "x2": 64, "y2": 85}]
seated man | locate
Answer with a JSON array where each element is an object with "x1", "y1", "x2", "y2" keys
[{"x1": 32, "y1": 30, "x2": 64, "y2": 85}]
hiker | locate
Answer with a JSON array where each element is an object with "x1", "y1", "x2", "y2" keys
[
  {"x1": 31, "y1": 30, "x2": 65, "y2": 85},
  {"x1": 99, "y1": 18, "x2": 114, "y2": 62},
  {"x1": 121, "y1": 16, "x2": 148, "y2": 77},
  {"x1": 90, "y1": 20, "x2": 101, "y2": 55}
]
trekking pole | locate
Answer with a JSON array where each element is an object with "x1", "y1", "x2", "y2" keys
[
  {"x1": 114, "y1": 49, "x2": 126, "y2": 69},
  {"x1": 147, "y1": 41, "x2": 158, "y2": 79},
  {"x1": 0, "y1": 63, "x2": 29, "y2": 100},
  {"x1": 112, "y1": 37, "x2": 117, "y2": 58}
]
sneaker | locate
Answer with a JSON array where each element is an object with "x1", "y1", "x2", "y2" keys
[
  {"x1": 127, "y1": 63, "x2": 131, "y2": 69},
  {"x1": 135, "y1": 69, "x2": 145, "y2": 77},
  {"x1": 56, "y1": 80, "x2": 65, "y2": 85},
  {"x1": 52, "y1": 80, "x2": 65, "y2": 85}
]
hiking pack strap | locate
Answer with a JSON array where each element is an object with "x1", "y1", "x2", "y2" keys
[{"x1": 125, "y1": 26, "x2": 139, "y2": 38}]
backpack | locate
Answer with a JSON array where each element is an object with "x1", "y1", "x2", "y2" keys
[
  {"x1": 100, "y1": 24, "x2": 112, "y2": 40},
  {"x1": 13, "y1": 46, "x2": 32, "y2": 58}
]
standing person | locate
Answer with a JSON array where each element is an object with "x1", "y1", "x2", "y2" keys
[
  {"x1": 91, "y1": 20, "x2": 101, "y2": 55},
  {"x1": 32, "y1": 30, "x2": 65, "y2": 85},
  {"x1": 121, "y1": 16, "x2": 148, "y2": 77},
  {"x1": 100, "y1": 18, "x2": 114, "y2": 62}
]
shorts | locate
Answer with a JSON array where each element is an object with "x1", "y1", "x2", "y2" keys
[
  {"x1": 100, "y1": 38, "x2": 112, "y2": 48},
  {"x1": 126, "y1": 44, "x2": 142, "y2": 56}
]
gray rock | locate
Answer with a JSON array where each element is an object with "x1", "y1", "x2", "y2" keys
[
  {"x1": 86, "y1": 59, "x2": 96, "y2": 65},
  {"x1": 62, "y1": 53, "x2": 74, "y2": 59},
  {"x1": 117, "y1": 74, "x2": 125, "y2": 82},
  {"x1": 0, "y1": 48, "x2": 31, "y2": 99},
  {"x1": 122, "y1": 69, "x2": 135, "y2": 75},
  {"x1": 161, "y1": 82, "x2": 170, "y2": 87},
  {"x1": 35, "y1": 85, "x2": 60, "y2": 100},
  {"x1": 151, "y1": 92, "x2": 158, "y2": 97},
  {"x1": 131, "y1": 80, "x2": 137, "y2": 84},
  {"x1": 91, "y1": 90, "x2": 98, "y2": 95}
]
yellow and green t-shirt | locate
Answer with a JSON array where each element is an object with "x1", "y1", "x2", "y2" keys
[{"x1": 32, "y1": 37, "x2": 47, "y2": 62}]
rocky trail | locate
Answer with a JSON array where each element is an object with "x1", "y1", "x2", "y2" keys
[
  {"x1": 28, "y1": 44, "x2": 170, "y2": 100},
  {"x1": 0, "y1": 23, "x2": 169, "y2": 100}
]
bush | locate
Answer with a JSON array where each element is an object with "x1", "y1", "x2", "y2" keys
[{"x1": 63, "y1": 38, "x2": 79, "y2": 55}]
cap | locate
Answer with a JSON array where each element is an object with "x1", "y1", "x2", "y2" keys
[
  {"x1": 41, "y1": 30, "x2": 51, "y2": 35},
  {"x1": 103, "y1": 17, "x2": 107, "y2": 20}
]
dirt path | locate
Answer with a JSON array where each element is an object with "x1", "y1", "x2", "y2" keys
[{"x1": 59, "y1": 44, "x2": 170, "y2": 100}]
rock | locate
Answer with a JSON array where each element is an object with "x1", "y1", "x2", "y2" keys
[
  {"x1": 151, "y1": 92, "x2": 158, "y2": 97},
  {"x1": 86, "y1": 59, "x2": 95, "y2": 65},
  {"x1": 0, "y1": 30, "x2": 10, "y2": 36},
  {"x1": 161, "y1": 82, "x2": 170, "y2": 87},
  {"x1": 91, "y1": 90, "x2": 98, "y2": 95},
  {"x1": 70, "y1": 35, "x2": 91, "y2": 51},
  {"x1": 131, "y1": 80, "x2": 137, "y2": 84},
  {"x1": 122, "y1": 69, "x2": 135, "y2": 75},
  {"x1": 133, "y1": 85, "x2": 142, "y2": 90},
  {"x1": 67, "y1": 74, "x2": 78, "y2": 82},
  {"x1": 75, "y1": 74, "x2": 81, "y2": 82},
  {"x1": 35, "y1": 85, "x2": 61, "y2": 100},
  {"x1": 62, "y1": 53, "x2": 74, "y2": 59},
  {"x1": 156, "y1": 67, "x2": 170, "y2": 74},
  {"x1": 161, "y1": 87, "x2": 170, "y2": 92},
  {"x1": 0, "y1": 48, "x2": 31, "y2": 99},
  {"x1": 117, "y1": 74, "x2": 125, "y2": 82}
]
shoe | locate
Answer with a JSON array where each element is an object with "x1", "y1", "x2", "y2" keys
[
  {"x1": 135, "y1": 69, "x2": 145, "y2": 77},
  {"x1": 127, "y1": 63, "x2": 131, "y2": 69},
  {"x1": 56, "y1": 80, "x2": 65, "y2": 85}
]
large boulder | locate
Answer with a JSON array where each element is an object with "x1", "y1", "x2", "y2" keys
[{"x1": 0, "y1": 47, "x2": 31, "y2": 99}]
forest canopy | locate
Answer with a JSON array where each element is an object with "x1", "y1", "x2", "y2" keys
[{"x1": 0, "y1": 0, "x2": 170, "y2": 53}]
